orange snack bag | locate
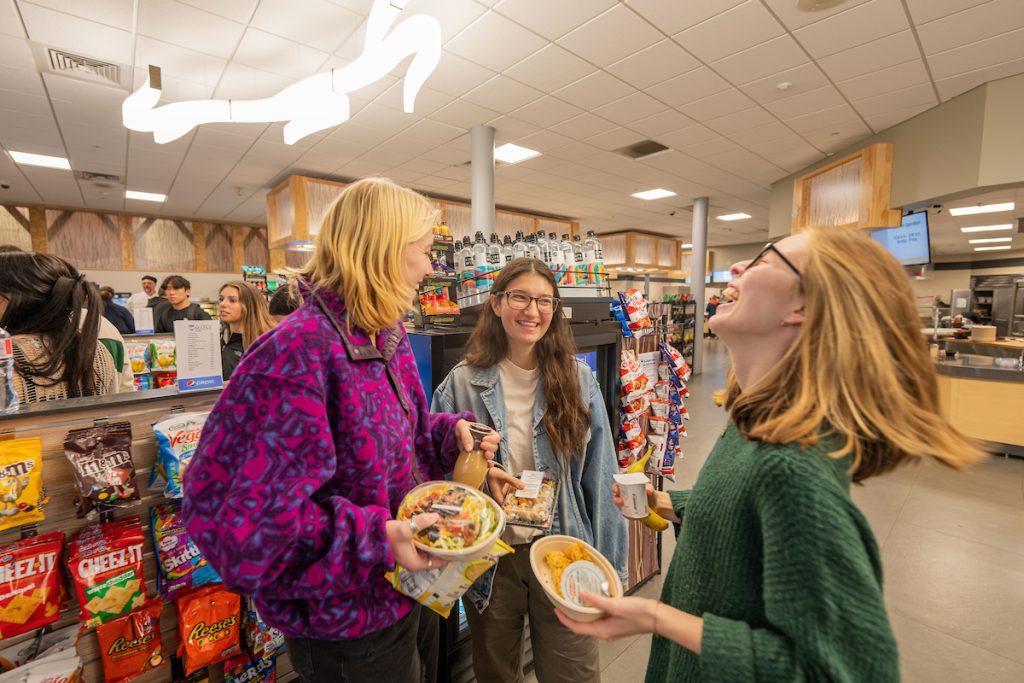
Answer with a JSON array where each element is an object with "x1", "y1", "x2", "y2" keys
[
  {"x1": 96, "y1": 599, "x2": 164, "y2": 683},
  {"x1": 176, "y1": 585, "x2": 242, "y2": 675}
]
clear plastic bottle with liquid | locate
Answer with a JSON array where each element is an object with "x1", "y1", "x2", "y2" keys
[
  {"x1": 572, "y1": 235, "x2": 585, "y2": 285},
  {"x1": 460, "y1": 236, "x2": 476, "y2": 296},
  {"x1": 536, "y1": 231, "x2": 550, "y2": 264},
  {"x1": 473, "y1": 231, "x2": 489, "y2": 292},
  {"x1": 560, "y1": 234, "x2": 576, "y2": 286},
  {"x1": 583, "y1": 230, "x2": 603, "y2": 285},
  {"x1": 513, "y1": 230, "x2": 527, "y2": 260},
  {"x1": 488, "y1": 233, "x2": 502, "y2": 286},
  {"x1": 526, "y1": 233, "x2": 540, "y2": 260},
  {"x1": 0, "y1": 327, "x2": 16, "y2": 414},
  {"x1": 502, "y1": 235, "x2": 515, "y2": 264}
]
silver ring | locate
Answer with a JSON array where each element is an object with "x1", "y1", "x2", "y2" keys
[
  {"x1": 409, "y1": 519, "x2": 420, "y2": 534},
  {"x1": 427, "y1": 557, "x2": 433, "y2": 569}
]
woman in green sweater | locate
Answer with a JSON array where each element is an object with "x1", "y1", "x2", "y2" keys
[{"x1": 559, "y1": 226, "x2": 984, "y2": 682}]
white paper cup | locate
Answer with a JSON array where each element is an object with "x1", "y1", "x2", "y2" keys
[{"x1": 613, "y1": 472, "x2": 650, "y2": 520}]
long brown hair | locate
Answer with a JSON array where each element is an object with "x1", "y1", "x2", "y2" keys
[
  {"x1": 219, "y1": 281, "x2": 276, "y2": 349},
  {"x1": 464, "y1": 258, "x2": 590, "y2": 463},
  {"x1": 723, "y1": 226, "x2": 985, "y2": 482}
]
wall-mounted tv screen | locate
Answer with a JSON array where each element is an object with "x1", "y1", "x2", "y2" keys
[
  {"x1": 871, "y1": 211, "x2": 931, "y2": 267},
  {"x1": 712, "y1": 270, "x2": 733, "y2": 283}
]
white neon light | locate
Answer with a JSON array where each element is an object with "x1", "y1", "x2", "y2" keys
[{"x1": 122, "y1": 0, "x2": 441, "y2": 145}]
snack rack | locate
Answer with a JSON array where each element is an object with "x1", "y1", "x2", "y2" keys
[
  {"x1": 123, "y1": 333, "x2": 178, "y2": 391},
  {"x1": 415, "y1": 231, "x2": 460, "y2": 328}
]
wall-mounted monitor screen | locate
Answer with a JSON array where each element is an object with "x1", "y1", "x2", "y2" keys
[{"x1": 870, "y1": 211, "x2": 931, "y2": 266}]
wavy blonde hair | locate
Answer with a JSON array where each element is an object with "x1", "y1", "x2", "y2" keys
[
  {"x1": 302, "y1": 178, "x2": 436, "y2": 334},
  {"x1": 724, "y1": 226, "x2": 985, "y2": 482},
  {"x1": 219, "y1": 281, "x2": 276, "y2": 349}
]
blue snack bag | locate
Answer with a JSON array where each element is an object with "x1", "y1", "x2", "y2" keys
[
  {"x1": 151, "y1": 502, "x2": 220, "y2": 598},
  {"x1": 151, "y1": 411, "x2": 209, "y2": 497}
]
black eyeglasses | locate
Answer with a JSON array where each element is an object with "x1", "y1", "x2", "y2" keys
[
  {"x1": 747, "y1": 242, "x2": 801, "y2": 279},
  {"x1": 494, "y1": 290, "x2": 560, "y2": 312}
]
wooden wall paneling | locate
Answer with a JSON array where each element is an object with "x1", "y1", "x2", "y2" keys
[
  {"x1": 204, "y1": 223, "x2": 234, "y2": 273},
  {"x1": 231, "y1": 224, "x2": 245, "y2": 271},
  {"x1": 28, "y1": 206, "x2": 46, "y2": 251},
  {"x1": 268, "y1": 179, "x2": 294, "y2": 246},
  {"x1": 303, "y1": 178, "x2": 347, "y2": 237},
  {"x1": 494, "y1": 210, "x2": 535, "y2": 239},
  {"x1": 47, "y1": 210, "x2": 121, "y2": 269},
  {"x1": 192, "y1": 221, "x2": 207, "y2": 271},
  {"x1": 291, "y1": 176, "x2": 309, "y2": 241},
  {"x1": 602, "y1": 233, "x2": 627, "y2": 266},
  {"x1": 269, "y1": 247, "x2": 286, "y2": 272},
  {"x1": 242, "y1": 226, "x2": 269, "y2": 268},
  {"x1": 118, "y1": 214, "x2": 133, "y2": 270},
  {"x1": 444, "y1": 203, "x2": 472, "y2": 241},
  {"x1": 632, "y1": 233, "x2": 655, "y2": 266},
  {"x1": 656, "y1": 238, "x2": 679, "y2": 269},
  {"x1": 132, "y1": 218, "x2": 195, "y2": 271},
  {"x1": 0, "y1": 205, "x2": 32, "y2": 250},
  {"x1": 537, "y1": 218, "x2": 571, "y2": 240}
]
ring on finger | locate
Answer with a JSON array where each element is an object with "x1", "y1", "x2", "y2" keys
[
  {"x1": 409, "y1": 519, "x2": 421, "y2": 535},
  {"x1": 427, "y1": 557, "x2": 433, "y2": 569}
]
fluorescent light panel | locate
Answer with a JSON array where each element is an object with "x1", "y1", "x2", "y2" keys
[
  {"x1": 493, "y1": 143, "x2": 541, "y2": 164},
  {"x1": 632, "y1": 188, "x2": 676, "y2": 200},
  {"x1": 8, "y1": 151, "x2": 71, "y2": 170},
  {"x1": 948, "y1": 202, "x2": 1014, "y2": 216},
  {"x1": 717, "y1": 212, "x2": 751, "y2": 221},
  {"x1": 125, "y1": 190, "x2": 166, "y2": 202},
  {"x1": 960, "y1": 224, "x2": 1012, "y2": 233},
  {"x1": 968, "y1": 237, "x2": 1012, "y2": 244},
  {"x1": 680, "y1": 243, "x2": 693, "y2": 249},
  {"x1": 974, "y1": 246, "x2": 1012, "y2": 251}
]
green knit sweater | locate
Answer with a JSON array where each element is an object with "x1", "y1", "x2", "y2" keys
[{"x1": 645, "y1": 422, "x2": 899, "y2": 683}]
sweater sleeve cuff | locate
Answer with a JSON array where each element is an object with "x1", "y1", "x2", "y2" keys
[{"x1": 700, "y1": 613, "x2": 755, "y2": 683}]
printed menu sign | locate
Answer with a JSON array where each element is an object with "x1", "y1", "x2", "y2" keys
[{"x1": 174, "y1": 320, "x2": 223, "y2": 392}]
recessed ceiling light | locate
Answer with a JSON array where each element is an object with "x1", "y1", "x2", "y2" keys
[
  {"x1": 968, "y1": 237, "x2": 1012, "y2": 244},
  {"x1": 8, "y1": 151, "x2": 71, "y2": 170},
  {"x1": 494, "y1": 143, "x2": 541, "y2": 164},
  {"x1": 974, "y1": 246, "x2": 1012, "y2": 251},
  {"x1": 632, "y1": 188, "x2": 676, "y2": 200},
  {"x1": 125, "y1": 190, "x2": 166, "y2": 202},
  {"x1": 680, "y1": 243, "x2": 693, "y2": 249},
  {"x1": 717, "y1": 213, "x2": 751, "y2": 221},
  {"x1": 960, "y1": 224, "x2": 1013, "y2": 233},
  {"x1": 948, "y1": 202, "x2": 1014, "y2": 216}
]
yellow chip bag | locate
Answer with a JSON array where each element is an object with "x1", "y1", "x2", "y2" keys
[{"x1": 0, "y1": 438, "x2": 45, "y2": 532}]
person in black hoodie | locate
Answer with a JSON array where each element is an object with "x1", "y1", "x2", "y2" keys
[
  {"x1": 154, "y1": 275, "x2": 211, "y2": 332},
  {"x1": 98, "y1": 286, "x2": 135, "y2": 334},
  {"x1": 218, "y1": 280, "x2": 276, "y2": 379}
]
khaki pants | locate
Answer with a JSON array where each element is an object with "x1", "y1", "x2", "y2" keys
[{"x1": 465, "y1": 539, "x2": 601, "y2": 683}]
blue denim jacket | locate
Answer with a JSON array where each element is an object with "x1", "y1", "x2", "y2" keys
[{"x1": 432, "y1": 359, "x2": 628, "y2": 612}]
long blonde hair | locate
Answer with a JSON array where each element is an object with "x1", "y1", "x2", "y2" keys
[
  {"x1": 220, "y1": 281, "x2": 276, "y2": 349},
  {"x1": 724, "y1": 226, "x2": 985, "y2": 482},
  {"x1": 302, "y1": 178, "x2": 436, "y2": 334}
]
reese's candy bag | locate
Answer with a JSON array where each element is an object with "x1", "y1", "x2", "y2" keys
[
  {"x1": 151, "y1": 503, "x2": 219, "y2": 598},
  {"x1": 0, "y1": 533, "x2": 65, "y2": 639},
  {"x1": 0, "y1": 438, "x2": 45, "y2": 531},
  {"x1": 176, "y1": 585, "x2": 241, "y2": 675},
  {"x1": 69, "y1": 521, "x2": 146, "y2": 626},
  {"x1": 96, "y1": 599, "x2": 164, "y2": 683},
  {"x1": 64, "y1": 422, "x2": 140, "y2": 517}
]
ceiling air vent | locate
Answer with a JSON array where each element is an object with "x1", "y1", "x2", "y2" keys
[
  {"x1": 31, "y1": 44, "x2": 129, "y2": 88},
  {"x1": 615, "y1": 139, "x2": 670, "y2": 160},
  {"x1": 75, "y1": 171, "x2": 125, "y2": 188}
]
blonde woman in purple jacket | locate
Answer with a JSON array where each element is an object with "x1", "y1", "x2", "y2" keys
[{"x1": 183, "y1": 178, "x2": 497, "y2": 683}]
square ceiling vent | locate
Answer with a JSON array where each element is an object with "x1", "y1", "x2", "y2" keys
[{"x1": 31, "y1": 43, "x2": 130, "y2": 88}]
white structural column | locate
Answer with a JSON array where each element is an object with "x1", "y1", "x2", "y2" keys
[
  {"x1": 690, "y1": 196, "x2": 709, "y2": 376},
  {"x1": 471, "y1": 125, "x2": 496, "y2": 237}
]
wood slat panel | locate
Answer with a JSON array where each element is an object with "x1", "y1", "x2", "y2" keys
[
  {"x1": 304, "y1": 179, "x2": 347, "y2": 237},
  {"x1": 242, "y1": 227, "x2": 269, "y2": 269},
  {"x1": 0, "y1": 205, "x2": 32, "y2": 250},
  {"x1": 48, "y1": 210, "x2": 122, "y2": 269},
  {"x1": 133, "y1": 218, "x2": 196, "y2": 271},
  {"x1": 119, "y1": 214, "x2": 134, "y2": 270},
  {"x1": 28, "y1": 207, "x2": 47, "y2": 252},
  {"x1": 231, "y1": 225, "x2": 245, "y2": 272},
  {"x1": 193, "y1": 222, "x2": 207, "y2": 272},
  {"x1": 204, "y1": 224, "x2": 234, "y2": 273}
]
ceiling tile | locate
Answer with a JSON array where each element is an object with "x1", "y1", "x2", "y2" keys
[
  {"x1": 624, "y1": 0, "x2": 746, "y2": 36},
  {"x1": 705, "y1": 106, "x2": 778, "y2": 135},
  {"x1": 549, "y1": 113, "x2": 618, "y2": 139},
  {"x1": 504, "y1": 44, "x2": 594, "y2": 93},
  {"x1": 135, "y1": 37, "x2": 226, "y2": 91},
  {"x1": 557, "y1": 4, "x2": 663, "y2": 67},
  {"x1": 645, "y1": 67, "x2": 730, "y2": 108},
  {"x1": 23, "y1": 0, "x2": 135, "y2": 31},
  {"x1": 584, "y1": 127, "x2": 647, "y2": 152},
  {"x1": 904, "y1": 0, "x2": 990, "y2": 24},
  {"x1": 213, "y1": 62, "x2": 292, "y2": 99},
  {"x1": 918, "y1": 0, "x2": 1024, "y2": 55},
  {"x1": 730, "y1": 121, "x2": 801, "y2": 147},
  {"x1": 605, "y1": 40, "x2": 701, "y2": 90},
  {"x1": 837, "y1": 59, "x2": 931, "y2": 101},
  {"x1": 862, "y1": 100, "x2": 935, "y2": 131},
  {"x1": 783, "y1": 103, "x2": 863, "y2": 133},
  {"x1": 487, "y1": 115, "x2": 543, "y2": 142},
  {"x1": 658, "y1": 124, "x2": 724, "y2": 150},
  {"x1": 678, "y1": 134, "x2": 742, "y2": 158},
  {"x1": 422, "y1": 53, "x2": 494, "y2": 98},
  {"x1": 628, "y1": 110, "x2": 696, "y2": 138},
  {"x1": 516, "y1": 129, "x2": 573, "y2": 153},
  {"x1": 934, "y1": 55, "x2": 1024, "y2": 101},
  {"x1": 250, "y1": 0, "x2": 361, "y2": 53},
  {"x1": 446, "y1": 11, "x2": 547, "y2": 73},
  {"x1": 792, "y1": 0, "x2": 910, "y2": 59},
  {"x1": 19, "y1": 2, "x2": 133, "y2": 63},
  {"x1": 553, "y1": 71, "x2": 636, "y2": 110},
  {"x1": 0, "y1": 36, "x2": 36, "y2": 72},
  {"x1": 462, "y1": 74, "x2": 543, "y2": 112},
  {"x1": 680, "y1": 88, "x2": 756, "y2": 121},
  {"x1": 739, "y1": 63, "x2": 830, "y2": 105},
  {"x1": 760, "y1": 0, "x2": 872, "y2": 31},
  {"x1": 850, "y1": 83, "x2": 937, "y2": 119},
  {"x1": 137, "y1": 0, "x2": 246, "y2": 60},
  {"x1": 763, "y1": 84, "x2": 845, "y2": 119},
  {"x1": 419, "y1": 98, "x2": 496, "y2": 130},
  {"x1": 401, "y1": 0, "x2": 486, "y2": 44},
  {"x1": 927, "y1": 26, "x2": 1024, "y2": 79},
  {"x1": 815, "y1": 30, "x2": 922, "y2": 82},
  {"x1": 0, "y1": 1, "x2": 25, "y2": 39},
  {"x1": 509, "y1": 95, "x2": 585, "y2": 129},
  {"x1": 673, "y1": 1, "x2": 785, "y2": 64},
  {"x1": 494, "y1": 0, "x2": 616, "y2": 41},
  {"x1": 177, "y1": 0, "x2": 258, "y2": 23},
  {"x1": 232, "y1": 28, "x2": 329, "y2": 81},
  {"x1": 593, "y1": 91, "x2": 666, "y2": 126},
  {"x1": 711, "y1": 35, "x2": 808, "y2": 85}
]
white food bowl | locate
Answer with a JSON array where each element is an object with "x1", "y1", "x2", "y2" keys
[
  {"x1": 530, "y1": 535, "x2": 623, "y2": 622},
  {"x1": 397, "y1": 480, "x2": 505, "y2": 561}
]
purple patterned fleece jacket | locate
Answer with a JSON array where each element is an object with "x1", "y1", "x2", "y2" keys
[{"x1": 182, "y1": 284, "x2": 472, "y2": 640}]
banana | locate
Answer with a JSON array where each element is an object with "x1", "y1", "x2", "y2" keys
[
  {"x1": 626, "y1": 445, "x2": 653, "y2": 474},
  {"x1": 640, "y1": 510, "x2": 670, "y2": 532}
]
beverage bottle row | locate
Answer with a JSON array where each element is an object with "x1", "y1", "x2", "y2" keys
[{"x1": 454, "y1": 230, "x2": 605, "y2": 297}]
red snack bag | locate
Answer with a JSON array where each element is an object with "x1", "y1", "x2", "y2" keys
[
  {"x1": 69, "y1": 522, "x2": 146, "y2": 626},
  {"x1": 177, "y1": 585, "x2": 242, "y2": 675},
  {"x1": 0, "y1": 532, "x2": 65, "y2": 639},
  {"x1": 96, "y1": 600, "x2": 165, "y2": 683}
]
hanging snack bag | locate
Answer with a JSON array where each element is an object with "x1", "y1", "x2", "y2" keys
[
  {"x1": 242, "y1": 597, "x2": 285, "y2": 662},
  {"x1": 151, "y1": 503, "x2": 219, "y2": 598},
  {"x1": 649, "y1": 398, "x2": 670, "y2": 419},
  {"x1": 70, "y1": 522, "x2": 146, "y2": 626},
  {"x1": 124, "y1": 341, "x2": 149, "y2": 375},
  {"x1": 0, "y1": 648, "x2": 81, "y2": 683},
  {"x1": 647, "y1": 416, "x2": 669, "y2": 436},
  {"x1": 0, "y1": 624, "x2": 80, "y2": 672},
  {"x1": 224, "y1": 655, "x2": 276, "y2": 683},
  {"x1": 96, "y1": 599, "x2": 164, "y2": 683},
  {"x1": 0, "y1": 438, "x2": 45, "y2": 532},
  {"x1": 151, "y1": 412, "x2": 209, "y2": 498},
  {"x1": 660, "y1": 342, "x2": 691, "y2": 383},
  {"x1": 64, "y1": 422, "x2": 140, "y2": 517},
  {"x1": 176, "y1": 585, "x2": 242, "y2": 675},
  {"x1": 148, "y1": 340, "x2": 176, "y2": 371},
  {"x1": 621, "y1": 393, "x2": 650, "y2": 418},
  {"x1": 0, "y1": 533, "x2": 65, "y2": 639},
  {"x1": 618, "y1": 289, "x2": 653, "y2": 334},
  {"x1": 609, "y1": 300, "x2": 633, "y2": 337}
]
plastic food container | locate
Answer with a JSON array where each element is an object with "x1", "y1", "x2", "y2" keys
[
  {"x1": 397, "y1": 481, "x2": 505, "y2": 561},
  {"x1": 502, "y1": 471, "x2": 557, "y2": 529},
  {"x1": 530, "y1": 535, "x2": 623, "y2": 623}
]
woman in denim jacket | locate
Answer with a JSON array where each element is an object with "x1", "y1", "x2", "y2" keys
[{"x1": 433, "y1": 258, "x2": 627, "y2": 683}]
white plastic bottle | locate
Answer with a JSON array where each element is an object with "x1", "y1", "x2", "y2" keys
[
  {"x1": 536, "y1": 231, "x2": 550, "y2": 264},
  {"x1": 585, "y1": 230, "x2": 605, "y2": 285},
  {"x1": 526, "y1": 234, "x2": 540, "y2": 260},
  {"x1": 488, "y1": 233, "x2": 502, "y2": 286},
  {"x1": 560, "y1": 234, "x2": 575, "y2": 286},
  {"x1": 513, "y1": 230, "x2": 527, "y2": 260},
  {"x1": 502, "y1": 235, "x2": 514, "y2": 264},
  {"x1": 460, "y1": 236, "x2": 477, "y2": 296},
  {"x1": 0, "y1": 327, "x2": 17, "y2": 414}
]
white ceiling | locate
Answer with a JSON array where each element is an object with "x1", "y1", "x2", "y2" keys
[
  {"x1": 0, "y1": 0, "x2": 1022, "y2": 254},
  {"x1": 927, "y1": 185, "x2": 1023, "y2": 258}
]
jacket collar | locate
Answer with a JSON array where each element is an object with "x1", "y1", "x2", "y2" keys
[
  {"x1": 468, "y1": 360, "x2": 547, "y2": 432},
  {"x1": 300, "y1": 279, "x2": 402, "y2": 363}
]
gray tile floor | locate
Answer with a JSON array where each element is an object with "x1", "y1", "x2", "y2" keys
[{"x1": 528, "y1": 339, "x2": 1024, "y2": 683}]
